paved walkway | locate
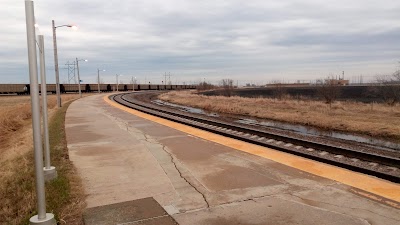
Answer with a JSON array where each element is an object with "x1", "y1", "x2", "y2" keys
[{"x1": 66, "y1": 94, "x2": 400, "y2": 225}]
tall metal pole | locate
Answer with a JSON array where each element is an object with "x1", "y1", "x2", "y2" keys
[
  {"x1": 52, "y1": 20, "x2": 61, "y2": 108},
  {"x1": 39, "y1": 35, "x2": 57, "y2": 181},
  {"x1": 116, "y1": 74, "x2": 119, "y2": 92},
  {"x1": 38, "y1": 35, "x2": 49, "y2": 168},
  {"x1": 97, "y1": 69, "x2": 100, "y2": 93},
  {"x1": 76, "y1": 58, "x2": 82, "y2": 98},
  {"x1": 132, "y1": 76, "x2": 136, "y2": 91},
  {"x1": 25, "y1": 1, "x2": 56, "y2": 224}
]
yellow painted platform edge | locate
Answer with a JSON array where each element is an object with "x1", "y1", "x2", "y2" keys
[{"x1": 104, "y1": 94, "x2": 400, "y2": 203}]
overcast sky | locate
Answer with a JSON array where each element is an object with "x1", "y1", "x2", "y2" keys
[{"x1": 1, "y1": 0, "x2": 399, "y2": 85}]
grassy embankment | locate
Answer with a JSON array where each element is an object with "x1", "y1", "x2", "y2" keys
[
  {"x1": 159, "y1": 91, "x2": 400, "y2": 141},
  {"x1": 0, "y1": 95, "x2": 86, "y2": 225}
]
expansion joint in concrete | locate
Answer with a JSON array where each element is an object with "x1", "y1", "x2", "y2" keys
[
  {"x1": 287, "y1": 193, "x2": 399, "y2": 222},
  {"x1": 215, "y1": 193, "x2": 277, "y2": 208},
  {"x1": 116, "y1": 215, "x2": 169, "y2": 225}
]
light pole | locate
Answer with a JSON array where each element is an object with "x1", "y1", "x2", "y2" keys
[
  {"x1": 97, "y1": 69, "x2": 105, "y2": 93},
  {"x1": 25, "y1": 1, "x2": 56, "y2": 224},
  {"x1": 75, "y1": 58, "x2": 88, "y2": 98},
  {"x1": 131, "y1": 76, "x2": 136, "y2": 91},
  {"x1": 52, "y1": 20, "x2": 77, "y2": 108},
  {"x1": 39, "y1": 35, "x2": 57, "y2": 182},
  {"x1": 116, "y1": 74, "x2": 122, "y2": 91}
]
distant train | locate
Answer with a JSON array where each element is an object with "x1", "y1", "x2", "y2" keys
[{"x1": 0, "y1": 84, "x2": 196, "y2": 95}]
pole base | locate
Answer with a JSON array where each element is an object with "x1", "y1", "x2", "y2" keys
[
  {"x1": 30, "y1": 213, "x2": 56, "y2": 225},
  {"x1": 43, "y1": 166, "x2": 57, "y2": 181}
]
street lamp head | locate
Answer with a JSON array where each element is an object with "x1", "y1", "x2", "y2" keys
[
  {"x1": 54, "y1": 24, "x2": 78, "y2": 29},
  {"x1": 84, "y1": 59, "x2": 88, "y2": 62}
]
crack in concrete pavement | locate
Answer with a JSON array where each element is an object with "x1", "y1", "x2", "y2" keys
[
  {"x1": 138, "y1": 131, "x2": 211, "y2": 210},
  {"x1": 162, "y1": 145, "x2": 210, "y2": 209}
]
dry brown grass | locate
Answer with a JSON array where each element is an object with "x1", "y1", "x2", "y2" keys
[
  {"x1": 0, "y1": 94, "x2": 80, "y2": 160},
  {"x1": 159, "y1": 91, "x2": 400, "y2": 141},
  {"x1": 0, "y1": 94, "x2": 89, "y2": 225}
]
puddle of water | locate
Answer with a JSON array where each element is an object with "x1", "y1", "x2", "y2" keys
[
  {"x1": 237, "y1": 118, "x2": 400, "y2": 151},
  {"x1": 152, "y1": 100, "x2": 219, "y2": 117},
  {"x1": 152, "y1": 100, "x2": 399, "y2": 151}
]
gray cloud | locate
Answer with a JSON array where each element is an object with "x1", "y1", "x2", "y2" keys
[{"x1": 1, "y1": 0, "x2": 399, "y2": 85}]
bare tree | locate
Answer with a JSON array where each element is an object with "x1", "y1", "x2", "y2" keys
[
  {"x1": 363, "y1": 86, "x2": 379, "y2": 100},
  {"x1": 317, "y1": 77, "x2": 340, "y2": 106},
  {"x1": 196, "y1": 81, "x2": 214, "y2": 91},
  {"x1": 220, "y1": 79, "x2": 234, "y2": 97},
  {"x1": 393, "y1": 68, "x2": 400, "y2": 81},
  {"x1": 375, "y1": 72, "x2": 400, "y2": 106},
  {"x1": 270, "y1": 80, "x2": 287, "y2": 100}
]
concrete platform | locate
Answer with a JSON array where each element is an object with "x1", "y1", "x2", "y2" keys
[{"x1": 66, "y1": 94, "x2": 400, "y2": 225}]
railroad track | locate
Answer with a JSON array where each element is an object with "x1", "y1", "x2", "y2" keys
[{"x1": 112, "y1": 93, "x2": 400, "y2": 183}]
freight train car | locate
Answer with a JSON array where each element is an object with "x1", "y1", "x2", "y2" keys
[
  {"x1": 149, "y1": 85, "x2": 158, "y2": 90},
  {"x1": 0, "y1": 84, "x2": 27, "y2": 94},
  {"x1": 0, "y1": 83, "x2": 196, "y2": 94},
  {"x1": 46, "y1": 84, "x2": 57, "y2": 93},
  {"x1": 63, "y1": 84, "x2": 80, "y2": 93}
]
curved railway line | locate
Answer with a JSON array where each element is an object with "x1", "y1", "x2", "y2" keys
[{"x1": 111, "y1": 92, "x2": 400, "y2": 183}]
